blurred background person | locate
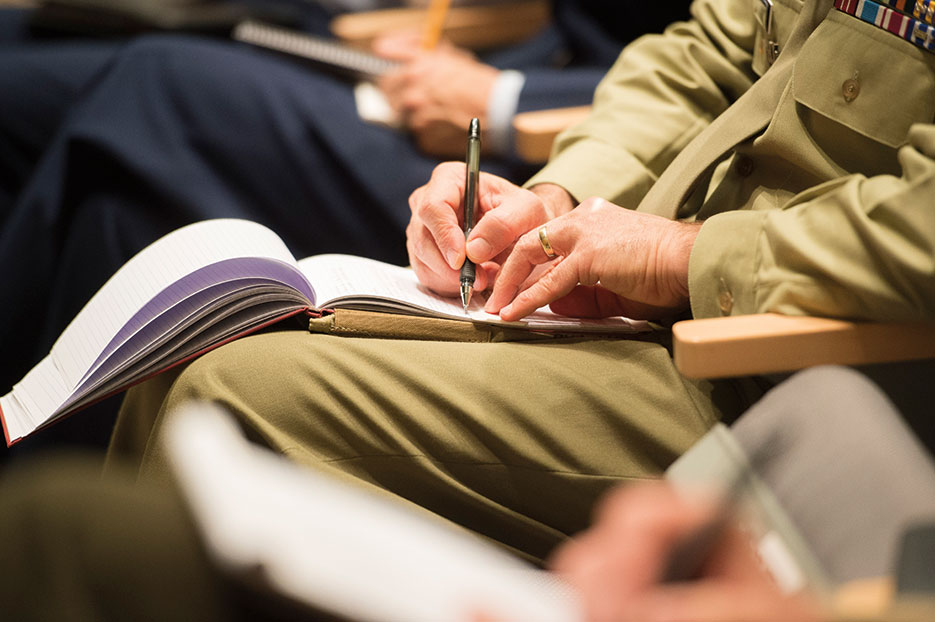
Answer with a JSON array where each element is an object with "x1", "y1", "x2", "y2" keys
[{"x1": 0, "y1": 0, "x2": 688, "y2": 461}]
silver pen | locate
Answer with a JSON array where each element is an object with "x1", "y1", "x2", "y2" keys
[{"x1": 460, "y1": 118, "x2": 481, "y2": 311}]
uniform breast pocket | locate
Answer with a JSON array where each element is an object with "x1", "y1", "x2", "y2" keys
[{"x1": 790, "y1": 11, "x2": 935, "y2": 175}]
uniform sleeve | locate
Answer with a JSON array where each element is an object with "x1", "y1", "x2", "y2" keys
[
  {"x1": 689, "y1": 123, "x2": 935, "y2": 322},
  {"x1": 524, "y1": 0, "x2": 758, "y2": 208}
]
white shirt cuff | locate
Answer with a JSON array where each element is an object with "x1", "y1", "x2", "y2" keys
[{"x1": 486, "y1": 70, "x2": 526, "y2": 156}]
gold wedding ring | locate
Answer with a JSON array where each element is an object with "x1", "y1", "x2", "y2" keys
[{"x1": 537, "y1": 226, "x2": 557, "y2": 259}]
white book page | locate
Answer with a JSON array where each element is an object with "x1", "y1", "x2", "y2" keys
[
  {"x1": 0, "y1": 358, "x2": 67, "y2": 443},
  {"x1": 0, "y1": 220, "x2": 304, "y2": 443},
  {"x1": 52, "y1": 219, "x2": 301, "y2": 386},
  {"x1": 167, "y1": 401, "x2": 583, "y2": 622},
  {"x1": 298, "y1": 254, "x2": 649, "y2": 332},
  {"x1": 299, "y1": 253, "x2": 496, "y2": 318}
]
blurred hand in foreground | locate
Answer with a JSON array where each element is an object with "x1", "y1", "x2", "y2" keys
[{"x1": 550, "y1": 482, "x2": 823, "y2": 622}]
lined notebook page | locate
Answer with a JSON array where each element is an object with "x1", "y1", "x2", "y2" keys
[
  {"x1": 299, "y1": 254, "x2": 649, "y2": 332},
  {"x1": 1, "y1": 220, "x2": 301, "y2": 441},
  {"x1": 299, "y1": 254, "x2": 490, "y2": 316}
]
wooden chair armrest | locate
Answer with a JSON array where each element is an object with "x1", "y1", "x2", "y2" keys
[
  {"x1": 672, "y1": 314, "x2": 935, "y2": 379},
  {"x1": 512, "y1": 105, "x2": 591, "y2": 163},
  {"x1": 330, "y1": 0, "x2": 550, "y2": 51}
]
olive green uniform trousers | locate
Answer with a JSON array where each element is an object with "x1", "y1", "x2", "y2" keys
[
  {"x1": 0, "y1": 455, "x2": 344, "y2": 621},
  {"x1": 0, "y1": 456, "x2": 232, "y2": 621},
  {"x1": 110, "y1": 331, "x2": 756, "y2": 563}
]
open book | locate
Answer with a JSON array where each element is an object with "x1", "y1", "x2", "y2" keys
[
  {"x1": 167, "y1": 400, "x2": 582, "y2": 622},
  {"x1": 1, "y1": 219, "x2": 647, "y2": 446}
]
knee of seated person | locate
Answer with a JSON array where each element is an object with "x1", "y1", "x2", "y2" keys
[
  {"x1": 158, "y1": 334, "x2": 362, "y2": 457},
  {"x1": 165, "y1": 333, "x2": 305, "y2": 408},
  {"x1": 113, "y1": 34, "x2": 251, "y2": 98},
  {"x1": 783, "y1": 365, "x2": 891, "y2": 422},
  {"x1": 737, "y1": 365, "x2": 895, "y2": 439}
]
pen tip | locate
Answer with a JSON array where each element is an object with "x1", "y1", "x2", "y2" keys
[
  {"x1": 460, "y1": 283, "x2": 472, "y2": 311},
  {"x1": 469, "y1": 117, "x2": 480, "y2": 138}
]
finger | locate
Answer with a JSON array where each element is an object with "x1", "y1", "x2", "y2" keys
[
  {"x1": 473, "y1": 260, "x2": 499, "y2": 293},
  {"x1": 581, "y1": 484, "x2": 716, "y2": 587},
  {"x1": 484, "y1": 225, "x2": 558, "y2": 313},
  {"x1": 621, "y1": 580, "x2": 819, "y2": 622},
  {"x1": 409, "y1": 163, "x2": 468, "y2": 269},
  {"x1": 371, "y1": 28, "x2": 424, "y2": 60},
  {"x1": 499, "y1": 257, "x2": 581, "y2": 321},
  {"x1": 699, "y1": 524, "x2": 767, "y2": 580},
  {"x1": 408, "y1": 235, "x2": 459, "y2": 296},
  {"x1": 406, "y1": 213, "x2": 461, "y2": 292},
  {"x1": 377, "y1": 72, "x2": 414, "y2": 114},
  {"x1": 400, "y1": 89, "x2": 431, "y2": 120},
  {"x1": 467, "y1": 189, "x2": 549, "y2": 264},
  {"x1": 412, "y1": 231, "x2": 497, "y2": 295}
]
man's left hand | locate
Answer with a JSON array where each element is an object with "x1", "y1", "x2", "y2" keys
[{"x1": 485, "y1": 198, "x2": 702, "y2": 321}]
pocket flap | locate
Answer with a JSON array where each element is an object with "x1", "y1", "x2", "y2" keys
[{"x1": 792, "y1": 13, "x2": 935, "y2": 148}]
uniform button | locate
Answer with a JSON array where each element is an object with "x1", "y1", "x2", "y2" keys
[
  {"x1": 734, "y1": 155, "x2": 754, "y2": 177},
  {"x1": 717, "y1": 278, "x2": 734, "y2": 315},
  {"x1": 717, "y1": 290, "x2": 734, "y2": 315},
  {"x1": 842, "y1": 77, "x2": 860, "y2": 103}
]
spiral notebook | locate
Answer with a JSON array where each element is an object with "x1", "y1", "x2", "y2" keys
[{"x1": 232, "y1": 19, "x2": 399, "y2": 81}]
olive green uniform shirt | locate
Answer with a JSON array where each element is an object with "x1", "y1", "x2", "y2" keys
[{"x1": 527, "y1": 0, "x2": 935, "y2": 322}]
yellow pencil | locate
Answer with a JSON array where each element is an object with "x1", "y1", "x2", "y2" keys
[{"x1": 422, "y1": 0, "x2": 452, "y2": 49}]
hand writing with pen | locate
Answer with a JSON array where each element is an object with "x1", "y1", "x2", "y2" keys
[{"x1": 406, "y1": 162, "x2": 700, "y2": 322}]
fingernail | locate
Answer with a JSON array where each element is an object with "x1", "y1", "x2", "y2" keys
[
  {"x1": 466, "y1": 238, "x2": 491, "y2": 260},
  {"x1": 445, "y1": 249, "x2": 460, "y2": 269}
]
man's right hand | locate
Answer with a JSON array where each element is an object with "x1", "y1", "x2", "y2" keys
[{"x1": 406, "y1": 163, "x2": 573, "y2": 297}]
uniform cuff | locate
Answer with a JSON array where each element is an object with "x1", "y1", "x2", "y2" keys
[{"x1": 689, "y1": 210, "x2": 769, "y2": 318}]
